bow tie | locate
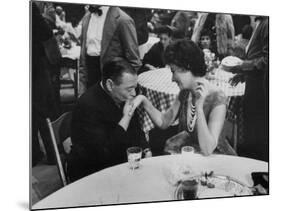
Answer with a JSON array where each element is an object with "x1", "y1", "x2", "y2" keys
[{"x1": 89, "y1": 6, "x2": 102, "y2": 16}]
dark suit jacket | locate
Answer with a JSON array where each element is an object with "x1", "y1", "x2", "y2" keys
[
  {"x1": 79, "y1": 7, "x2": 142, "y2": 95},
  {"x1": 68, "y1": 83, "x2": 149, "y2": 181},
  {"x1": 121, "y1": 7, "x2": 149, "y2": 45},
  {"x1": 143, "y1": 42, "x2": 165, "y2": 68},
  {"x1": 238, "y1": 17, "x2": 269, "y2": 162},
  {"x1": 242, "y1": 17, "x2": 269, "y2": 115}
]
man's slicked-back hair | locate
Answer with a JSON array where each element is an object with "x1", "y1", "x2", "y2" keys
[{"x1": 102, "y1": 58, "x2": 137, "y2": 86}]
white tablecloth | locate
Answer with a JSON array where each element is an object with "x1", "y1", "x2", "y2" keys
[
  {"x1": 32, "y1": 154, "x2": 268, "y2": 210},
  {"x1": 206, "y1": 67, "x2": 245, "y2": 97}
]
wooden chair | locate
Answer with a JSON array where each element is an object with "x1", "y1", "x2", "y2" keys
[{"x1": 46, "y1": 112, "x2": 72, "y2": 186}]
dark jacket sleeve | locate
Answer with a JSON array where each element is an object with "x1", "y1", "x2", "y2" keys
[
  {"x1": 242, "y1": 20, "x2": 269, "y2": 72},
  {"x1": 118, "y1": 17, "x2": 142, "y2": 71},
  {"x1": 142, "y1": 42, "x2": 164, "y2": 68},
  {"x1": 32, "y1": 3, "x2": 53, "y2": 43},
  {"x1": 71, "y1": 102, "x2": 149, "y2": 168}
]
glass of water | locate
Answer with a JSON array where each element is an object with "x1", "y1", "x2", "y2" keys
[
  {"x1": 181, "y1": 146, "x2": 195, "y2": 154},
  {"x1": 127, "y1": 146, "x2": 142, "y2": 170}
]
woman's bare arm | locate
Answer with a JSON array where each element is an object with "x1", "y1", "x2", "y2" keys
[{"x1": 196, "y1": 104, "x2": 226, "y2": 155}]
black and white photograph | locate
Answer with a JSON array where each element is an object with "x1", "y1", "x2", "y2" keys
[{"x1": 29, "y1": 0, "x2": 269, "y2": 210}]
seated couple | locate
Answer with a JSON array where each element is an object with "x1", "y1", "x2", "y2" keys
[{"x1": 67, "y1": 39, "x2": 233, "y2": 182}]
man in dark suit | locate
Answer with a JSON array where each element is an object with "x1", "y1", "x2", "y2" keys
[
  {"x1": 79, "y1": 6, "x2": 142, "y2": 96},
  {"x1": 32, "y1": 2, "x2": 58, "y2": 166},
  {"x1": 68, "y1": 59, "x2": 151, "y2": 182},
  {"x1": 230, "y1": 16, "x2": 269, "y2": 161}
]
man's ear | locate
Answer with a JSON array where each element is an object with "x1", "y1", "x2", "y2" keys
[{"x1": 105, "y1": 79, "x2": 114, "y2": 92}]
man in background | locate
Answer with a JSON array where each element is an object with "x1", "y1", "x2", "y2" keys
[
  {"x1": 230, "y1": 16, "x2": 269, "y2": 162},
  {"x1": 79, "y1": 5, "x2": 141, "y2": 96}
]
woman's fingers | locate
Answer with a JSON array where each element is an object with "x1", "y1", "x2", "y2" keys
[
  {"x1": 128, "y1": 96, "x2": 144, "y2": 116},
  {"x1": 195, "y1": 85, "x2": 206, "y2": 95}
]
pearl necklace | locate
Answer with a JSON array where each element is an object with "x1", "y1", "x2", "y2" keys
[{"x1": 187, "y1": 94, "x2": 197, "y2": 132}]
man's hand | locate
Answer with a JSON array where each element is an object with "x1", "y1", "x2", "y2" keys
[
  {"x1": 229, "y1": 74, "x2": 246, "y2": 86},
  {"x1": 119, "y1": 100, "x2": 135, "y2": 131}
]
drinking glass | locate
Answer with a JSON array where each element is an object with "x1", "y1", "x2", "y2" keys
[
  {"x1": 181, "y1": 179, "x2": 199, "y2": 199},
  {"x1": 181, "y1": 146, "x2": 194, "y2": 154},
  {"x1": 127, "y1": 147, "x2": 142, "y2": 170}
]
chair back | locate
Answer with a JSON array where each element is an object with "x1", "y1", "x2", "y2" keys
[
  {"x1": 46, "y1": 112, "x2": 72, "y2": 186},
  {"x1": 60, "y1": 58, "x2": 79, "y2": 100}
]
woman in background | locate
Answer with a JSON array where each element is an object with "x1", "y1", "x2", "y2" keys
[
  {"x1": 141, "y1": 25, "x2": 173, "y2": 71},
  {"x1": 192, "y1": 13, "x2": 235, "y2": 59}
]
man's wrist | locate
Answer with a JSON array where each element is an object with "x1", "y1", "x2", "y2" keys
[{"x1": 119, "y1": 115, "x2": 132, "y2": 131}]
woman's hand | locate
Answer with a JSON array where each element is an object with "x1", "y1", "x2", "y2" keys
[
  {"x1": 130, "y1": 95, "x2": 146, "y2": 112},
  {"x1": 194, "y1": 79, "x2": 209, "y2": 109},
  {"x1": 122, "y1": 95, "x2": 146, "y2": 117},
  {"x1": 229, "y1": 73, "x2": 245, "y2": 86}
]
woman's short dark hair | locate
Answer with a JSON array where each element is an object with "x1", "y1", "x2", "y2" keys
[
  {"x1": 164, "y1": 39, "x2": 207, "y2": 77},
  {"x1": 102, "y1": 58, "x2": 137, "y2": 85},
  {"x1": 200, "y1": 28, "x2": 213, "y2": 39},
  {"x1": 242, "y1": 24, "x2": 253, "y2": 40}
]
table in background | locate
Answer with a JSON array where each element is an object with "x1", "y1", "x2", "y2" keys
[
  {"x1": 137, "y1": 68, "x2": 179, "y2": 134},
  {"x1": 32, "y1": 154, "x2": 268, "y2": 210}
]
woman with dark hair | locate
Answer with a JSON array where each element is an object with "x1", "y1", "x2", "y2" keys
[
  {"x1": 199, "y1": 28, "x2": 214, "y2": 52},
  {"x1": 192, "y1": 13, "x2": 235, "y2": 59},
  {"x1": 133, "y1": 39, "x2": 234, "y2": 155},
  {"x1": 141, "y1": 25, "x2": 173, "y2": 71}
]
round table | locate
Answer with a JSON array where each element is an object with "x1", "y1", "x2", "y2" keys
[{"x1": 32, "y1": 154, "x2": 268, "y2": 210}]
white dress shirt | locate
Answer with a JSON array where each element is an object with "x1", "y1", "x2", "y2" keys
[{"x1": 86, "y1": 6, "x2": 109, "y2": 56}]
